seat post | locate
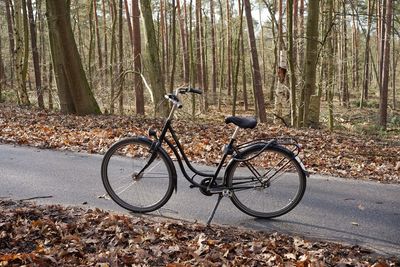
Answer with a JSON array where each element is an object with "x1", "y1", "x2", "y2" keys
[{"x1": 231, "y1": 126, "x2": 240, "y2": 141}]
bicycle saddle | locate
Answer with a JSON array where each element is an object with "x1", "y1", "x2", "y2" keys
[{"x1": 225, "y1": 116, "x2": 258, "y2": 129}]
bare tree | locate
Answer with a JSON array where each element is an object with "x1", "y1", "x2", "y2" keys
[
  {"x1": 244, "y1": 0, "x2": 267, "y2": 122},
  {"x1": 379, "y1": 0, "x2": 392, "y2": 129}
]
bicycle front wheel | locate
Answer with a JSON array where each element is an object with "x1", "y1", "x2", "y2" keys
[
  {"x1": 101, "y1": 137, "x2": 174, "y2": 213},
  {"x1": 227, "y1": 145, "x2": 306, "y2": 218}
]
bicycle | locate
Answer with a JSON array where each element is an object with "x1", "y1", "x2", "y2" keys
[{"x1": 101, "y1": 87, "x2": 309, "y2": 225}]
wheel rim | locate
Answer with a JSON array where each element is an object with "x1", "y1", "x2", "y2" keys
[
  {"x1": 229, "y1": 147, "x2": 305, "y2": 218},
  {"x1": 102, "y1": 140, "x2": 173, "y2": 212}
]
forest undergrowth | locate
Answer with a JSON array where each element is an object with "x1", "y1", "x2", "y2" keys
[{"x1": 1, "y1": 104, "x2": 399, "y2": 183}]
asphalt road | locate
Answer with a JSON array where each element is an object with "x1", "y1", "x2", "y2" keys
[{"x1": 1, "y1": 144, "x2": 399, "y2": 256}]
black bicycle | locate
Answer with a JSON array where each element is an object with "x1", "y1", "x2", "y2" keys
[{"x1": 101, "y1": 87, "x2": 308, "y2": 224}]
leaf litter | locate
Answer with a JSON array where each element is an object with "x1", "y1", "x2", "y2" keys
[
  {"x1": 0, "y1": 200, "x2": 398, "y2": 266},
  {"x1": 0, "y1": 105, "x2": 399, "y2": 183}
]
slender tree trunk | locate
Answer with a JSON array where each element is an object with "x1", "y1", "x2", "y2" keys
[
  {"x1": 300, "y1": 0, "x2": 320, "y2": 127},
  {"x1": 46, "y1": 0, "x2": 101, "y2": 115},
  {"x1": 327, "y1": 0, "x2": 334, "y2": 130},
  {"x1": 244, "y1": 0, "x2": 267, "y2": 122},
  {"x1": 88, "y1": 0, "x2": 95, "y2": 89},
  {"x1": 232, "y1": 0, "x2": 244, "y2": 116},
  {"x1": 5, "y1": 0, "x2": 15, "y2": 92},
  {"x1": 210, "y1": 0, "x2": 217, "y2": 100},
  {"x1": 287, "y1": 0, "x2": 297, "y2": 127},
  {"x1": 341, "y1": 1, "x2": 349, "y2": 107},
  {"x1": 226, "y1": 0, "x2": 232, "y2": 97},
  {"x1": 217, "y1": 0, "x2": 225, "y2": 111},
  {"x1": 14, "y1": 0, "x2": 31, "y2": 105},
  {"x1": 393, "y1": 27, "x2": 397, "y2": 110},
  {"x1": 241, "y1": 30, "x2": 248, "y2": 111},
  {"x1": 140, "y1": 0, "x2": 168, "y2": 117},
  {"x1": 0, "y1": 33, "x2": 3, "y2": 102},
  {"x1": 379, "y1": 0, "x2": 392, "y2": 129},
  {"x1": 117, "y1": 0, "x2": 124, "y2": 114},
  {"x1": 160, "y1": 0, "x2": 166, "y2": 78},
  {"x1": 177, "y1": 0, "x2": 189, "y2": 84},
  {"x1": 132, "y1": 0, "x2": 144, "y2": 115},
  {"x1": 124, "y1": 0, "x2": 134, "y2": 53},
  {"x1": 27, "y1": 0, "x2": 44, "y2": 108},
  {"x1": 102, "y1": 0, "x2": 108, "y2": 88},
  {"x1": 361, "y1": 0, "x2": 374, "y2": 106},
  {"x1": 169, "y1": 0, "x2": 177, "y2": 93},
  {"x1": 94, "y1": 0, "x2": 103, "y2": 69},
  {"x1": 109, "y1": 0, "x2": 117, "y2": 113},
  {"x1": 48, "y1": 60, "x2": 53, "y2": 110}
]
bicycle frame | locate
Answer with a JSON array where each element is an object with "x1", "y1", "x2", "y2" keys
[{"x1": 152, "y1": 117, "x2": 237, "y2": 190}]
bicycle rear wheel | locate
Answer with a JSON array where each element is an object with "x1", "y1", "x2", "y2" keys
[
  {"x1": 227, "y1": 144, "x2": 306, "y2": 218},
  {"x1": 101, "y1": 137, "x2": 174, "y2": 213}
]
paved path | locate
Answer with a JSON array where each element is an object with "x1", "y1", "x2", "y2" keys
[{"x1": 1, "y1": 144, "x2": 399, "y2": 256}]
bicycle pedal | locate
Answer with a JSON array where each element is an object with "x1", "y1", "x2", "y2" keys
[{"x1": 189, "y1": 185, "x2": 196, "y2": 189}]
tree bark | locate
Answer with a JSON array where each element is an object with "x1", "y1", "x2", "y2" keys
[
  {"x1": 210, "y1": 0, "x2": 217, "y2": 99},
  {"x1": 132, "y1": 0, "x2": 144, "y2": 115},
  {"x1": 14, "y1": 0, "x2": 31, "y2": 105},
  {"x1": 177, "y1": 0, "x2": 190, "y2": 84},
  {"x1": 287, "y1": 0, "x2": 297, "y2": 127},
  {"x1": 140, "y1": 0, "x2": 168, "y2": 117},
  {"x1": 27, "y1": 0, "x2": 44, "y2": 108},
  {"x1": 244, "y1": 0, "x2": 267, "y2": 122},
  {"x1": 5, "y1": 0, "x2": 15, "y2": 94},
  {"x1": 46, "y1": 0, "x2": 101, "y2": 115},
  {"x1": 301, "y1": 0, "x2": 320, "y2": 127},
  {"x1": 379, "y1": 0, "x2": 392, "y2": 129},
  {"x1": 361, "y1": 0, "x2": 374, "y2": 106},
  {"x1": 327, "y1": 0, "x2": 334, "y2": 130},
  {"x1": 94, "y1": 0, "x2": 103, "y2": 69}
]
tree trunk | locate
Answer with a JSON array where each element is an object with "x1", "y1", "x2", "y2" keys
[
  {"x1": 124, "y1": 0, "x2": 134, "y2": 53},
  {"x1": 132, "y1": 0, "x2": 144, "y2": 115},
  {"x1": 232, "y1": 0, "x2": 244, "y2": 116},
  {"x1": 0, "y1": 33, "x2": 4, "y2": 102},
  {"x1": 327, "y1": 0, "x2": 334, "y2": 131},
  {"x1": 5, "y1": 0, "x2": 15, "y2": 92},
  {"x1": 46, "y1": 0, "x2": 101, "y2": 115},
  {"x1": 300, "y1": 0, "x2": 320, "y2": 128},
  {"x1": 169, "y1": 0, "x2": 177, "y2": 94},
  {"x1": 361, "y1": 0, "x2": 374, "y2": 106},
  {"x1": 27, "y1": 0, "x2": 44, "y2": 108},
  {"x1": 177, "y1": 0, "x2": 189, "y2": 84},
  {"x1": 244, "y1": 0, "x2": 267, "y2": 122},
  {"x1": 140, "y1": 0, "x2": 168, "y2": 117},
  {"x1": 226, "y1": 0, "x2": 232, "y2": 97},
  {"x1": 94, "y1": 0, "x2": 103, "y2": 69},
  {"x1": 379, "y1": 0, "x2": 392, "y2": 129},
  {"x1": 14, "y1": 0, "x2": 31, "y2": 105},
  {"x1": 109, "y1": 0, "x2": 117, "y2": 114},
  {"x1": 210, "y1": 0, "x2": 217, "y2": 100},
  {"x1": 117, "y1": 0, "x2": 124, "y2": 114},
  {"x1": 341, "y1": 1, "x2": 349, "y2": 107},
  {"x1": 287, "y1": 0, "x2": 297, "y2": 127}
]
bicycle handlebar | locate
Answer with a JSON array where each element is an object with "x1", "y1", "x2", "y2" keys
[{"x1": 176, "y1": 86, "x2": 203, "y2": 95}]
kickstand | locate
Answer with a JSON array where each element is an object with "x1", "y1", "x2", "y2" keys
[{"x1": 206, "y1": 193, "x2": 223, "y2": 226}]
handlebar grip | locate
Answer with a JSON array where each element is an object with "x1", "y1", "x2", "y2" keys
[
  {"x1": 188, "y1": 87, "x2": 203, "y2": 95},
  {"x1": 177, "y1": 86, "x2": 203, "y2": 95}
]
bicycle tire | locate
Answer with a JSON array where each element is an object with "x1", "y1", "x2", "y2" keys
[
  {"x1": 227, "y1": 144, "x2": 306, "y2": 218},
  {"x1": 101, "y1": 137, "x2": 175, "y2": 213}
]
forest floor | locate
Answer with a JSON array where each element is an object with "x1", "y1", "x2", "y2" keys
[
  {"x1": 1, "y1": 199, "x2": 399, "y2": 266},
  {"x1": 0, "y1": 104, "x2": 399, "y2": 183},
  {"x1": 1, "y1": 104, "x2": 400, "y2": 265}
]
